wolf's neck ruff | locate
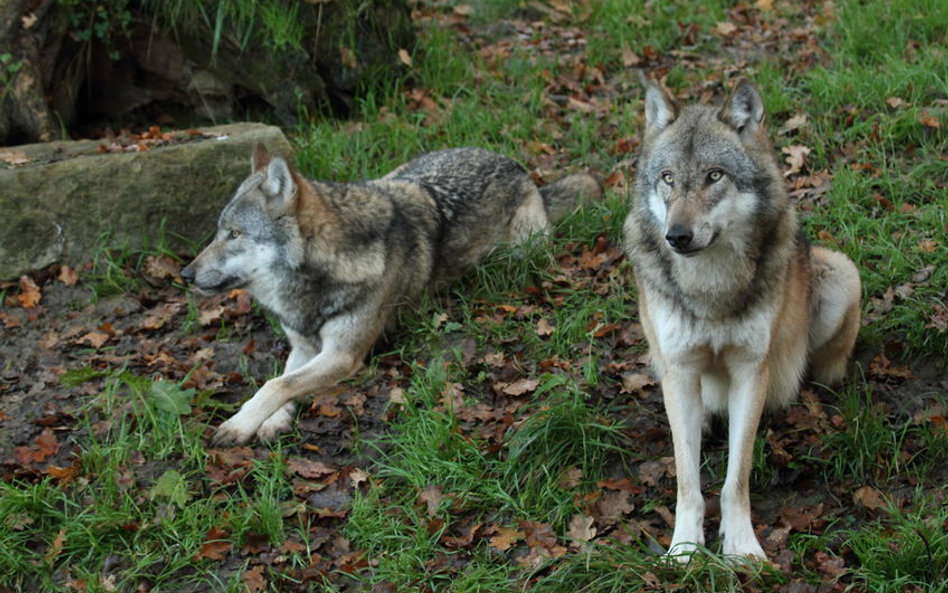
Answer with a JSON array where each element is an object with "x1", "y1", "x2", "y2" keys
[{"x1": 631, "y1": 207, "x2": 799, "y2": 323}]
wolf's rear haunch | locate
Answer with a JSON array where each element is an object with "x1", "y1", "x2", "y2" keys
[
  {"x1": 623, "y1": 78, "x2": 860, "y2": 561},
  {"x1": 181, "y1": 144, "x2": 601, "y2": 445}
]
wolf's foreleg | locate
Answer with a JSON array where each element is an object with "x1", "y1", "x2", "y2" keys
[
  {"x1": 663, "y1": 367, "x2": 706, "y2": 560},
  {"x1": 257, "y1": 329, "x2": 320, "y2": 441},
  {"x1": 718, "y1": 358, "x2": 769, "y2": 560},
  {"x1": 212, "y1": 317, "x2": 371, "y2": 445}
]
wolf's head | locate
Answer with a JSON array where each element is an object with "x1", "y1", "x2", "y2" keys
[
  {"x1": 181, "y1": 144, "x2": 305, "y2": 295},
  {"x1": 636, "y1": 78, "x2": 785, "y2": 257}
]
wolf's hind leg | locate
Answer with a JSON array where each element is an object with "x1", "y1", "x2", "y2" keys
[
  {"x1": 808, "y1": 246, "x2": 861, "y2": 384},
  {"x1": 506, "y1": 188, "x2": 550, "y2": 245}
]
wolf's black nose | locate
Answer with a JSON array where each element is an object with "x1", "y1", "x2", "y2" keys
[
  {"x1": 665, "y1": 226, "x2": 693, "y2": 250},
  {"x1": 180, "y1": 265, "x2": 195, "y2": 283}
]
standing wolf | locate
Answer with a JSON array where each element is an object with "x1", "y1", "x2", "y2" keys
[
  {"x1": 622, "y1": 79, "x2": 861, "y2": 560},
  {"x1": 181, "y1": 144, "x2": 601, "y2": 445}
]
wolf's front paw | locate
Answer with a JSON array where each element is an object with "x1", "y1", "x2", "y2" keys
[
  {"x1": 256, "y1": 403, "x2": 296, "y2": 441},
  {"x1": 665, "y1": 540, "x2": 701, "y2": 563},
  {"x1": 211, "y1": 416, "x2": 257, "y2": 446},
  {"x1": 722, "y1": 533, "x2": 767, "y2": 561}
]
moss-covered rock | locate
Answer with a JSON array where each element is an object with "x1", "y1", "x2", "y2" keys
[{"x1": 0, "y1": 123, "x2": 291, "y2": 279}]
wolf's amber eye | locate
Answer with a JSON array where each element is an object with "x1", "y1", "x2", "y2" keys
[
  {"x1": 661, "y1": 171, "x2": 675, "y2": 186},
  {"x1": 229, "y1": 229, "x2": 241, "y2": 240},
  {"x1": 708, "y1": 169, "x2": 724, "y2": 183}
]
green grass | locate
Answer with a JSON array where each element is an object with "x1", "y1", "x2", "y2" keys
[
  {"x1": 818, "y1": 374, "x2": 948, "y2": 485},
  {"x1": 503, "y1": 380, "x2": 629, "y2": 525},
  {"x1": 0, "y1": 369, "x2": 309, "y2": 591},
  {"x1": 346, "y1": 360, "x2": 628, "y2": 589},
  {"x1": 584, "y1": 0, "x2": 731, "y2": 67},
  {"x1": 820, "y1": 380, "x2": 913, "y2": 483},
  {"x1": 844, "y1": 493, "x2": 948, "y2": 592},
  {"x1": 527, "y1": 539, "x2": 784, "y2": 593},
  {"x1": 87, "y1": 221, "x2": 190, "y2": 300},
  {"x1": 796, "y1": 0, "x2": 948, "y2": 355}
]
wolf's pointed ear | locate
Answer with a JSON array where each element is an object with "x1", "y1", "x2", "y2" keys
[
  {"x1": 720, "y1": 78, "x2": 765, "y2": 136},
  {"x1": 251, "y1": 143, "x2": 271, "y2": 174},
  {"x1": 644, "y1": 80, "x2": 678, "y2": 136},
  {"x1": 261, "y1": 157, "x2": 297, "y2": 214}
]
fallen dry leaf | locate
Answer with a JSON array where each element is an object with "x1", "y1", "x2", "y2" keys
[
  {"x1": 397, "y1": 48, "x2": 412, "y2": 66},
  {"x1": 15, "y1": 428, "x2": 60, "y2": 464},
  {"x1": 80, "y1": 331, "x2": 110, "y2": 349},
  {"x1": 199, "y1": 307, "x2": 224, "y2": 326},
  {"x1": 441, "y1": 523, "x2": 482, "y2": 548},
  {"x1": 814, "y1": 551, "x2": 847, "y2": 578},
  {"x1": 58, "y1": 265, "x2": 79, "y2": 286},
  {"x1": 536, "y1": 318, "x2": 555, "y2": 337},
  {"x1": 853, "y1": 485, "x2": 886, "y2": 510},
  {"x1": 339, "y1": 47, "x2": 358, "y2": 69},
  {"x1": 927, "y1": 303, "x2": 948, "y2": 332},
  {"x1": 522, "y1": 521, "x2": 558, "y2": 550},
  {"x1": 194, "y1": 526, "x2": 231, "y2": 561},
  {"x1": 488, "y1": 526, "x2": 524, "y2": 551},
  {"x1": 388, "y1": 387, "x2": 407, "y2": 405},
  {"x1": 566, "y1": 514, "x2": 596, "y2": 542},
  {"x1": 715, "y1": 21, "x2": 738, "y2": 36},
  {"x1": 778, "y1": 113, "x2": 808, "y2": 135},
  {"x1": 143, "y1": 255, "x2": 181, "y2": 280},
  {"x1": 598, "y1": 490, "x2": 634, "y2": 521},
  {"x1": 918, "y1": 114, "x2": 941, "y2": 129},
  {"x1": 549, "y1": 0, "x2": 571, "y2": 13},
  {"x1": 46, "y1": 529, "x2": 67, "y2": 563},
  {"x1": 638, "y1": 460, "x2": 666, "y2": 486},
  {"x1": 419, "y1": 484, "x2": 443, "y2": 517},
  {"x1": 603, "y1": 170, "x2": 626, "y2": 190},
  {"x1": 558, "y1": 466, "x2": 583, "y2": 490},
  {"x1": 47, "y1": 460, "x2": 82, "y2": 484},
  {"x1": 242, "y1": 564, "x2": 267, "y2": 592},
  {"x1": 597, "y1": 477, "x2": 641, "y2": 493},
  {"x1": 621, "y1": 44, "x2": 641, "y2": 67},
  {"x1": 287, "y1": 458, "x2": 337, "y2": 479},
  {"x1": 349, "y1": 467, "x2": 369, "y2": 488},
  {"x1": 0, "y1": 150, "x2": 31, "y2": 166},
  {"x1": 782, "y1": 144, "x2": 810, "y2": 176},
  {"x1": 779, "y1": 503, "x2": 824, "y2": 531},
  {"x1": 620, "y1": 372, "x2": 656, "y2": 395},
  {"x1": 497, "y1": 378, "x2": 539, "y2": 396},
  {"x1": 17, "y1": 276, "x2": 41, "y2": 309},
  {"x1": 885, "y1": 96, "x2": 907, "y2": 109}
]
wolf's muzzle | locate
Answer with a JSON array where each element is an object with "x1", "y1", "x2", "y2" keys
[{"x1": 180, "y1": 264, "x2": 196, "y2": 284}]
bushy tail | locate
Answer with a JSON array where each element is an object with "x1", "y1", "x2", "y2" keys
[{"x1": 539, "y1": 172, "x2": 603, "y2": 224}]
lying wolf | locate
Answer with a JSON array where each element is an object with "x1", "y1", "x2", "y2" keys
[
  {"x1": 182, "y1": 144, "x2": 601, "y2": 445},
  {"x1": 623, "y1": 79, "x2": 861, "y2": 559}
]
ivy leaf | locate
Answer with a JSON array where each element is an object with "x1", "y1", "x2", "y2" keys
[
  {"x1": 150, "y1": 470, "x2": 192, "y2": 507},
  {"x1": 148, "y1": 381, "x2": 194, "y2": 415}
]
